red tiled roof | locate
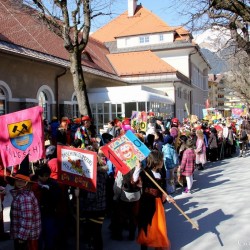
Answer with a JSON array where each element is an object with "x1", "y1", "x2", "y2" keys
[
  {"x1": 0, "y1": 0, "x2": 115, "y2": 74},
  {"x1": 175, "y1": 27, "x2": 189, "y2": 35},
  {"x1": 107, "y1": 51, "x2": 176, "y2": 76},
  {"x1": 91, "y1": 5, "x2": 175, "y2": 42},
  {"x1": 173, "y1": 26, "x2": 192, "y2": 41}
]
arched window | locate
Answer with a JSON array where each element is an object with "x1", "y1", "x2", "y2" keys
[
  {"x1": 0, "y1": 87, "x2": 6, "y2": 115},
  {"x1": 72, "y1": 95, "x2": 79, "y2": 117},
  {"x1": 37, "y1": 85, "x2": 54, "y2": 121},
  {"x1": 39, "y1": 91, "x2": 48, "y2": 119}
]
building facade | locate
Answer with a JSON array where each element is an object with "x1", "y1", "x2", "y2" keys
[
  {"x1": 92, "y1": 0, "x2": 210, "y2": 121},
  {"x1": 0, "y1": 0, "x2": 209, "y2": 130}
]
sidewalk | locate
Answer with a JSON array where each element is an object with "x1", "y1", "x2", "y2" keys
[{"x1": 2, "y1": 152, "x2": 250, "y2": 250}]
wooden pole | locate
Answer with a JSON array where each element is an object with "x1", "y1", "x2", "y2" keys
[
  {"x1": 76, "y1": 187, "x2": 80, "y2": 250},
  {"x1": 184, "y1": 103, "x2": 190, "y2": 117},
  {"x1": 31, "y1": 162, "x2": 35, "y2": 175},
  {"x1": 143, "y1": 169, "x2": 199, "y2": 230}
]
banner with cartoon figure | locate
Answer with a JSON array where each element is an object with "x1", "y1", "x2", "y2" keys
[
  {"x1": 0, "y1": 106, "x2": 44, "y2": 167},
  {"x1": 57, "y1": 145, "x2": 97, "y2": 192},
  {"x1": 102, "y1": 130, "x2": 150, "y2": 175}
]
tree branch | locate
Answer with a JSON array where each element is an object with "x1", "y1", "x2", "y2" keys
[{"x1": 211, "y1": 0, "x2": 250, "y2": 22}]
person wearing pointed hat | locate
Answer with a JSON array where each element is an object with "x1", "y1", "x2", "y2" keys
[{"x1": 8, "y1": 155, "x2": 41, "y2": 250}]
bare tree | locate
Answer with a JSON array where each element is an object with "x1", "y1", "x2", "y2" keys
[
  {"x1": 22, "y1": 0, "x2": 114, "y2": 116},
  {"x1": 164, "y1": 0, "x2": 250, "y2": 103},
  {"x1": 166, "y1": 0, "x2": 250, "y2": 56},
  {"x1": 223, "y1": 51, "x2": 250, "y2": 105}
]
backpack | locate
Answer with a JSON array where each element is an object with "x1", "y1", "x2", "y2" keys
[{"x1": 163, "y1": 145, "x2": 179, "y2": 170}]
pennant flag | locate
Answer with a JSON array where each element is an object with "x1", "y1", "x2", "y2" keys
[
  {"x1": 0, "y1": 106, "x2": 45, "y2": 167},
  {"x1": 102, "y1": 130, "x2": 150, "y2": 175}
]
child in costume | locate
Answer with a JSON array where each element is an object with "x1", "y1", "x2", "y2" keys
[
  {"x1": 8, "y1": 155, "x2": 41, "y2": 250},
  {"x1": 180, "y1": 139, "x2": 196, "y2": 194},
  {"x1": 133, "y1": 150, "x2": 174, "y2": 250}
]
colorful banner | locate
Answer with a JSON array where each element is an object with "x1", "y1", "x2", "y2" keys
[
  {"x1": 0, "y1": 106, "x2": 44, "y2": 167},
  {"x1": 202, "y1": 108, "x2": 222, "y2": 121},
  {"x1": 102, "y1": 130, "x2": 150, "y2": 175},
  {"x1": 232, "y1": 108, "x2": 244, "y2": 118},
  {"x1": 131, "y1": 111, "x2": 147, "y2": 132},
  {"x1": 57, "y1": 145, "x2": 97, "y2": 192}
]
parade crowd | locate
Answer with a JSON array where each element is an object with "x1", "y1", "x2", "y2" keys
[{"x1": 0, "y1": 113, "x2": 250, "y2": 250}]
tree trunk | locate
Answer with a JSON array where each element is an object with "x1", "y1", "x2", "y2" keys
[{"x1": 69, "y1": 50, "x2": 92, "y2": 117}]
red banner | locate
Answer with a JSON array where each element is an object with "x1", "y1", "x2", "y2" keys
[{"x1": 102, "y1": 130, "x2": 150, "y2": 175}]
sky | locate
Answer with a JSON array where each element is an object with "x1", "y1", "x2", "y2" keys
[{"x1": 91, "y1": 0, "x2": 187, "y2": 32}]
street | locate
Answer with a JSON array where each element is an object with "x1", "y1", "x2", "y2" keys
[{"x1": 1, "y1": 153, "x2": 250, "y2": 250}]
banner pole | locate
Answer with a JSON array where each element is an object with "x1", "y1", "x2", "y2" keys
[
  {"x1": 143, "y1": 169, "x2": 199, "y2": 230},
  {"x1": 76, "y1": 188, "x2": 80, "y2": 250}
]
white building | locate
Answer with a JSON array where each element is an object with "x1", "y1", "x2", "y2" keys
[{"x1": 91, "y1": 0, "x2": 210, "y2": 122}]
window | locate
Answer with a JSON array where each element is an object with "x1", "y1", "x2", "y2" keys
[
  {"x1": 183, "y1": 90, "x2": 187, "y2": 100},
  {"x1": 150, "y1": 102, "x2": 160, "y2": 113},
  {"x1": 0, "y1": 88, "x2": 6, "y2": 115},
  {"x1": 139, "y1": 36, "x2": 150, "y2": 43},
  {"x1": 177, "y1": 88, "x2": 182, "y2": 98},
  {"x1": 138, "y1": 102, "x2": 146, "y2": 111},
  {"x1": 37, "y1": 86, "x2": 53, "y2": 121},
  {"x1": 159, "y1": 34, "x2": 164, "y2": 41},
  {"x1": 72, "y1": 95, "x2": 79, "y2": 117},
  {"x1": 111, "y1": 104, "x2": 122, "y2": 119},
  {"x1": 39, "y1": 91, "x2": 48, "y2": 120}
]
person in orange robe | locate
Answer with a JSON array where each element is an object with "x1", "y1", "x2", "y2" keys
[{"x1": 133, "y1": 150, "x2": 174, "y2": 250}]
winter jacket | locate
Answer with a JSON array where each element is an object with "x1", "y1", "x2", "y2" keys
[
  {"x1": 50, "y1": 121, "x2": 60, "y2": 138},
  {"x1": 80, "y1": 166, "x2": 108, "y2": 212},
  {"x1": 195, "y1": 138, "x2": 207, "y2": 165},
  {"x1": 208, "y1": 133, "x2": 218, "y2": 149},
  {"x1": 180, "y1": 148, "x2": 196, "y2": 176}
]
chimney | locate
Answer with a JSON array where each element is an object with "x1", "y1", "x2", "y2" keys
[{"x1": 128, "y1": 0, "x2": 137, "y2": 17}]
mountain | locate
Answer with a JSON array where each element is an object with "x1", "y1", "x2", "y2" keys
[
  {"x1": 201, "y1": 48, "x2": 228, "y2": 74},
  {"x1": 195, "y1": 28, "x2": 231, "y2": 52},
  {"x1": 194, "y1": 28, "x2": 231, "y2": 74}
]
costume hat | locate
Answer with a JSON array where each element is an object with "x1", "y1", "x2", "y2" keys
[
  {"x1": 81, "y1": 115, "x2": 91, "y2": 121},
  {"x1": 7, "y1": 155, "x2": 31, "y2": 184},
  {"x1": 14, "y1": 154, "x2": 31, "y2": 181}
]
